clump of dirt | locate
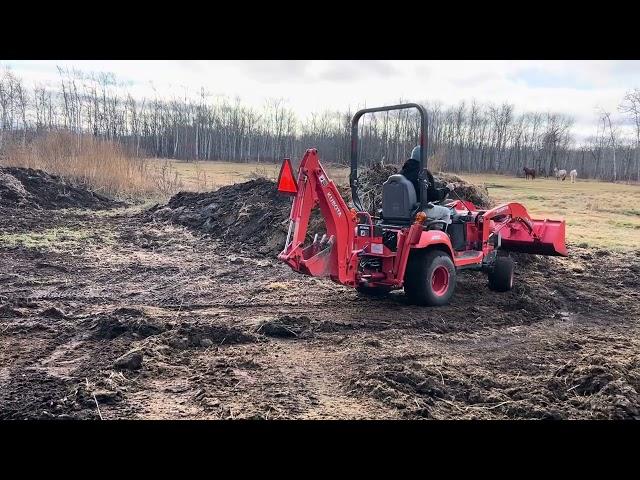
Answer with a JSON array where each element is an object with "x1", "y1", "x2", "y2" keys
[
  {"x1": 257, "y1": 315, "x2": 313, "y2": 338},
  {"x1": 348, "y1": 361, "x2": 456, "y2": 417},
  {"x1": 41, "y1": 306, "x2": 68, "y2": 319},
  {"x1": 0, "y1": 303, "x2": 26, "y2": 318},
  {"x1": 0, "y1": 166, "x2": 119, "y2": 210},
  {"x1": 161, "y1": 321, "x2": 257, "y2": 350},
  {"x1": 89, "y1": 308, "x2": 168, "y2": 340},
  {"x1": 510, "y1": 252, "x2": 552, "y2": 268},
  {"x1": 0, "y1": 170, "x2": 30, "y2": 205}
]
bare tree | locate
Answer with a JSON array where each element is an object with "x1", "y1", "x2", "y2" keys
[
  {"x1": 599, "y1": 109, "x2": 618, "y2": 181},
  {"x1": 0, "y1": 65, "x2": 638, "y2": 182},
  {"x1": 619, "y1": 88, "x2": 640, "y2": 182}
]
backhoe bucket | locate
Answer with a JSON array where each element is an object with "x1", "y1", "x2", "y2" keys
[{"x1": 499, "y1": 218, "x2": 568, "y2": 256}]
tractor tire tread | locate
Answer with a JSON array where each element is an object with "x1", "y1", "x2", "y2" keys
[
  {"x1": 404, "y1": 249, "x2": 456, "y2": 306},
  {"x1": 488, "y1": 256, "x2": 515, "y2": 292}
]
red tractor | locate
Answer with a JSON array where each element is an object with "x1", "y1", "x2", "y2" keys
[{"x1": 276, "y1": 104, "x2": 567, "y2": 306}]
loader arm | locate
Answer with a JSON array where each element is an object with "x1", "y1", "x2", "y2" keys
[{"x1": 278, "y1": 149, "x2": 357, "y2": 284}]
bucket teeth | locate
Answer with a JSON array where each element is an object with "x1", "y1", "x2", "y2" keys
[
  {"x1": 313, "y1": 233, "x2": 319, "y2": 245},
  {"x1": 320, "y1": 234, "x2": 328, "y2": 245}
]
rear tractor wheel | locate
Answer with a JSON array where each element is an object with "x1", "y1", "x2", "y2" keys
[
  {"x1": 404, "y1": 250, "x2": 456, "y2": 306},
  {"x1": 488, "y1": 256, "x2": 514, "y2": 292}
]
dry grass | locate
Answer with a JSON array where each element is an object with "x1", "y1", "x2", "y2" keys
[
  {"x1": 1, "y1": 132, "x2": 185, "y2": 200},
  {"x1": 164, "y1": 159, "x2": 350, "y2": 191},
  {"x1": 461, "y1": 173, "x2": 640, "y2": 251}
]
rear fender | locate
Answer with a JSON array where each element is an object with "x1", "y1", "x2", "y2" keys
[
  {"x1": 395, "y1": 229, "x2": 454, "y2": 284},
  {"x1": 413, "y1": 230, "x2": 455, "y2": 257}
]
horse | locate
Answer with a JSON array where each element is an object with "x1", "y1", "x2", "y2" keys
[
  {"x1": 553, "y1": 167, "x2": 567, "y2": 181},
  {"x1": 523, "y1": 167, "x2": 536, "y2": 180},
  {"x1": 569, "y1": 169, "x2": 577, "y2": 183}
]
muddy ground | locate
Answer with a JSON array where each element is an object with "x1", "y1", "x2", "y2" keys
[
  {"x1": 1, "y1": 169, "x2": 639, "y2": 420},
  {"x1": 2, "y1": 207, "x2": 639, "y2": 419}
]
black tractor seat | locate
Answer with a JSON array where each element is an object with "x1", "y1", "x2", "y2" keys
[
  {"x1": 381, "y1": 174, "x2": 419, "y2": 224},
  {"x1": 380, "y1": 173, "x2": 453, "y2": 232}
]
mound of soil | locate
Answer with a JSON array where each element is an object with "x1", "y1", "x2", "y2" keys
[
  {"x1": 150, "y1": 178, "x2": 291, "y2": 256},
  {"x1": 0, "y1": 166, "x2": 118, "y2": 210},
  {"x1": 436, "y1": 172, "x2": 492, "y2": 209},
  {"x1": 355, "y1": 163, "x2": 401, "y2": 213},
  {"x1": 355, "y1": 163, "x2": 492, "y2": 212},
  {"x1": 151, "y1": 167, "x2": 492, "y2": 257}
]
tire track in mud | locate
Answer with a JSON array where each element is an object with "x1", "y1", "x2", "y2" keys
[{"x1": 1, "y1": 206, "x2": 639, "y2": 419}]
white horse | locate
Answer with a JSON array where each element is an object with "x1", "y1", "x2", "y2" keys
[
  {"x1": 553, "y1": 167, "x2": 567, "y2": 181},
  {"x1": 569, "y1": 169, "x2": 577, "y2": 183}
]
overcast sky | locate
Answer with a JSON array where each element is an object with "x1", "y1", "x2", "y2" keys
[{"x1": 5, "y1": 60, "x2": 640, "y2": 140}]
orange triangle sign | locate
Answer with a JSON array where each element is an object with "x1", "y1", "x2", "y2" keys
[{"x1": 277, "y1": 158, "x2": 298, "y2": 195}]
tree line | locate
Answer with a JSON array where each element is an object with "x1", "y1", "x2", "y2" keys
[{"x1": 1, "y1": 66, "x2": 639, "y2": 182}]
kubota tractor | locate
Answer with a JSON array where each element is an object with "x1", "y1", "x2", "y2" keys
[{"x1": 276, "y1": 103, "x2": 567, "y2": 306}]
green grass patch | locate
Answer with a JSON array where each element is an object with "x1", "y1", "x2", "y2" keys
[{"x1": 0, "y1": 227, "x2": 116, "y2": 251}]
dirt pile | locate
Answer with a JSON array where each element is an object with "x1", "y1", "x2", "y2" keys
[
  {"x1": 151, "y1": 167, "x2": 492, "y2": 256},
  {"x1": 356, "y1": 163, "x2": 492, "y2": 212},
  {"x1": 436, "y1": 172, "x2": 492, "y2": 209},
  {"x1": 150, "y1": 178, "x2": 292, "y2": 256},
  {"x1": 89, "y1": 308, "x2": 168, "y2": 340},
  {"x1": 356, "y1": 163, "x2": 400, "y2": 213},
  {"x1": 0, "y1": 166, "x2": 118, "y2": 210}
]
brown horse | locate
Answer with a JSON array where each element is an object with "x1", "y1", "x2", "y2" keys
[{"x1": 523, "y1": 167, "x2": 536, "y2": 180}]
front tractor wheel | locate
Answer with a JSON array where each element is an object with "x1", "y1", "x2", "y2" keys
[
  {"x1": 488, "y1": 256, "x2": 515, "y2": 292},
  {"x1": 404, "y1": 250, "x2": 456, "y2": 306}
]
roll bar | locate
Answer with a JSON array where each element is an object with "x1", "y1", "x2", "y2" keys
[{"x1": 349, "y1": 103, "x2": 429, "y2": 212}]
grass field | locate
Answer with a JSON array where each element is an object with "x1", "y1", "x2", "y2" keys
[
  {"x1": 463, "y1": 173, "x2": 640, "y2": 251},
  {"x1": 165, "y1": 160, "x2": 640, "y2": 251},
  {"x1": 162, "y1": 160, "x2": 349, "y2": 191}
]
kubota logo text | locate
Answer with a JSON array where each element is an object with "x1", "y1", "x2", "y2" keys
[{"x1": 326, "y1": 191, "x2": 342, "y2": 217}]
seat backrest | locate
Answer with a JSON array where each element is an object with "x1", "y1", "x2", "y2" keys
[{"x1": 382, "y1": 174, "x2": 417, "y2": 222}]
